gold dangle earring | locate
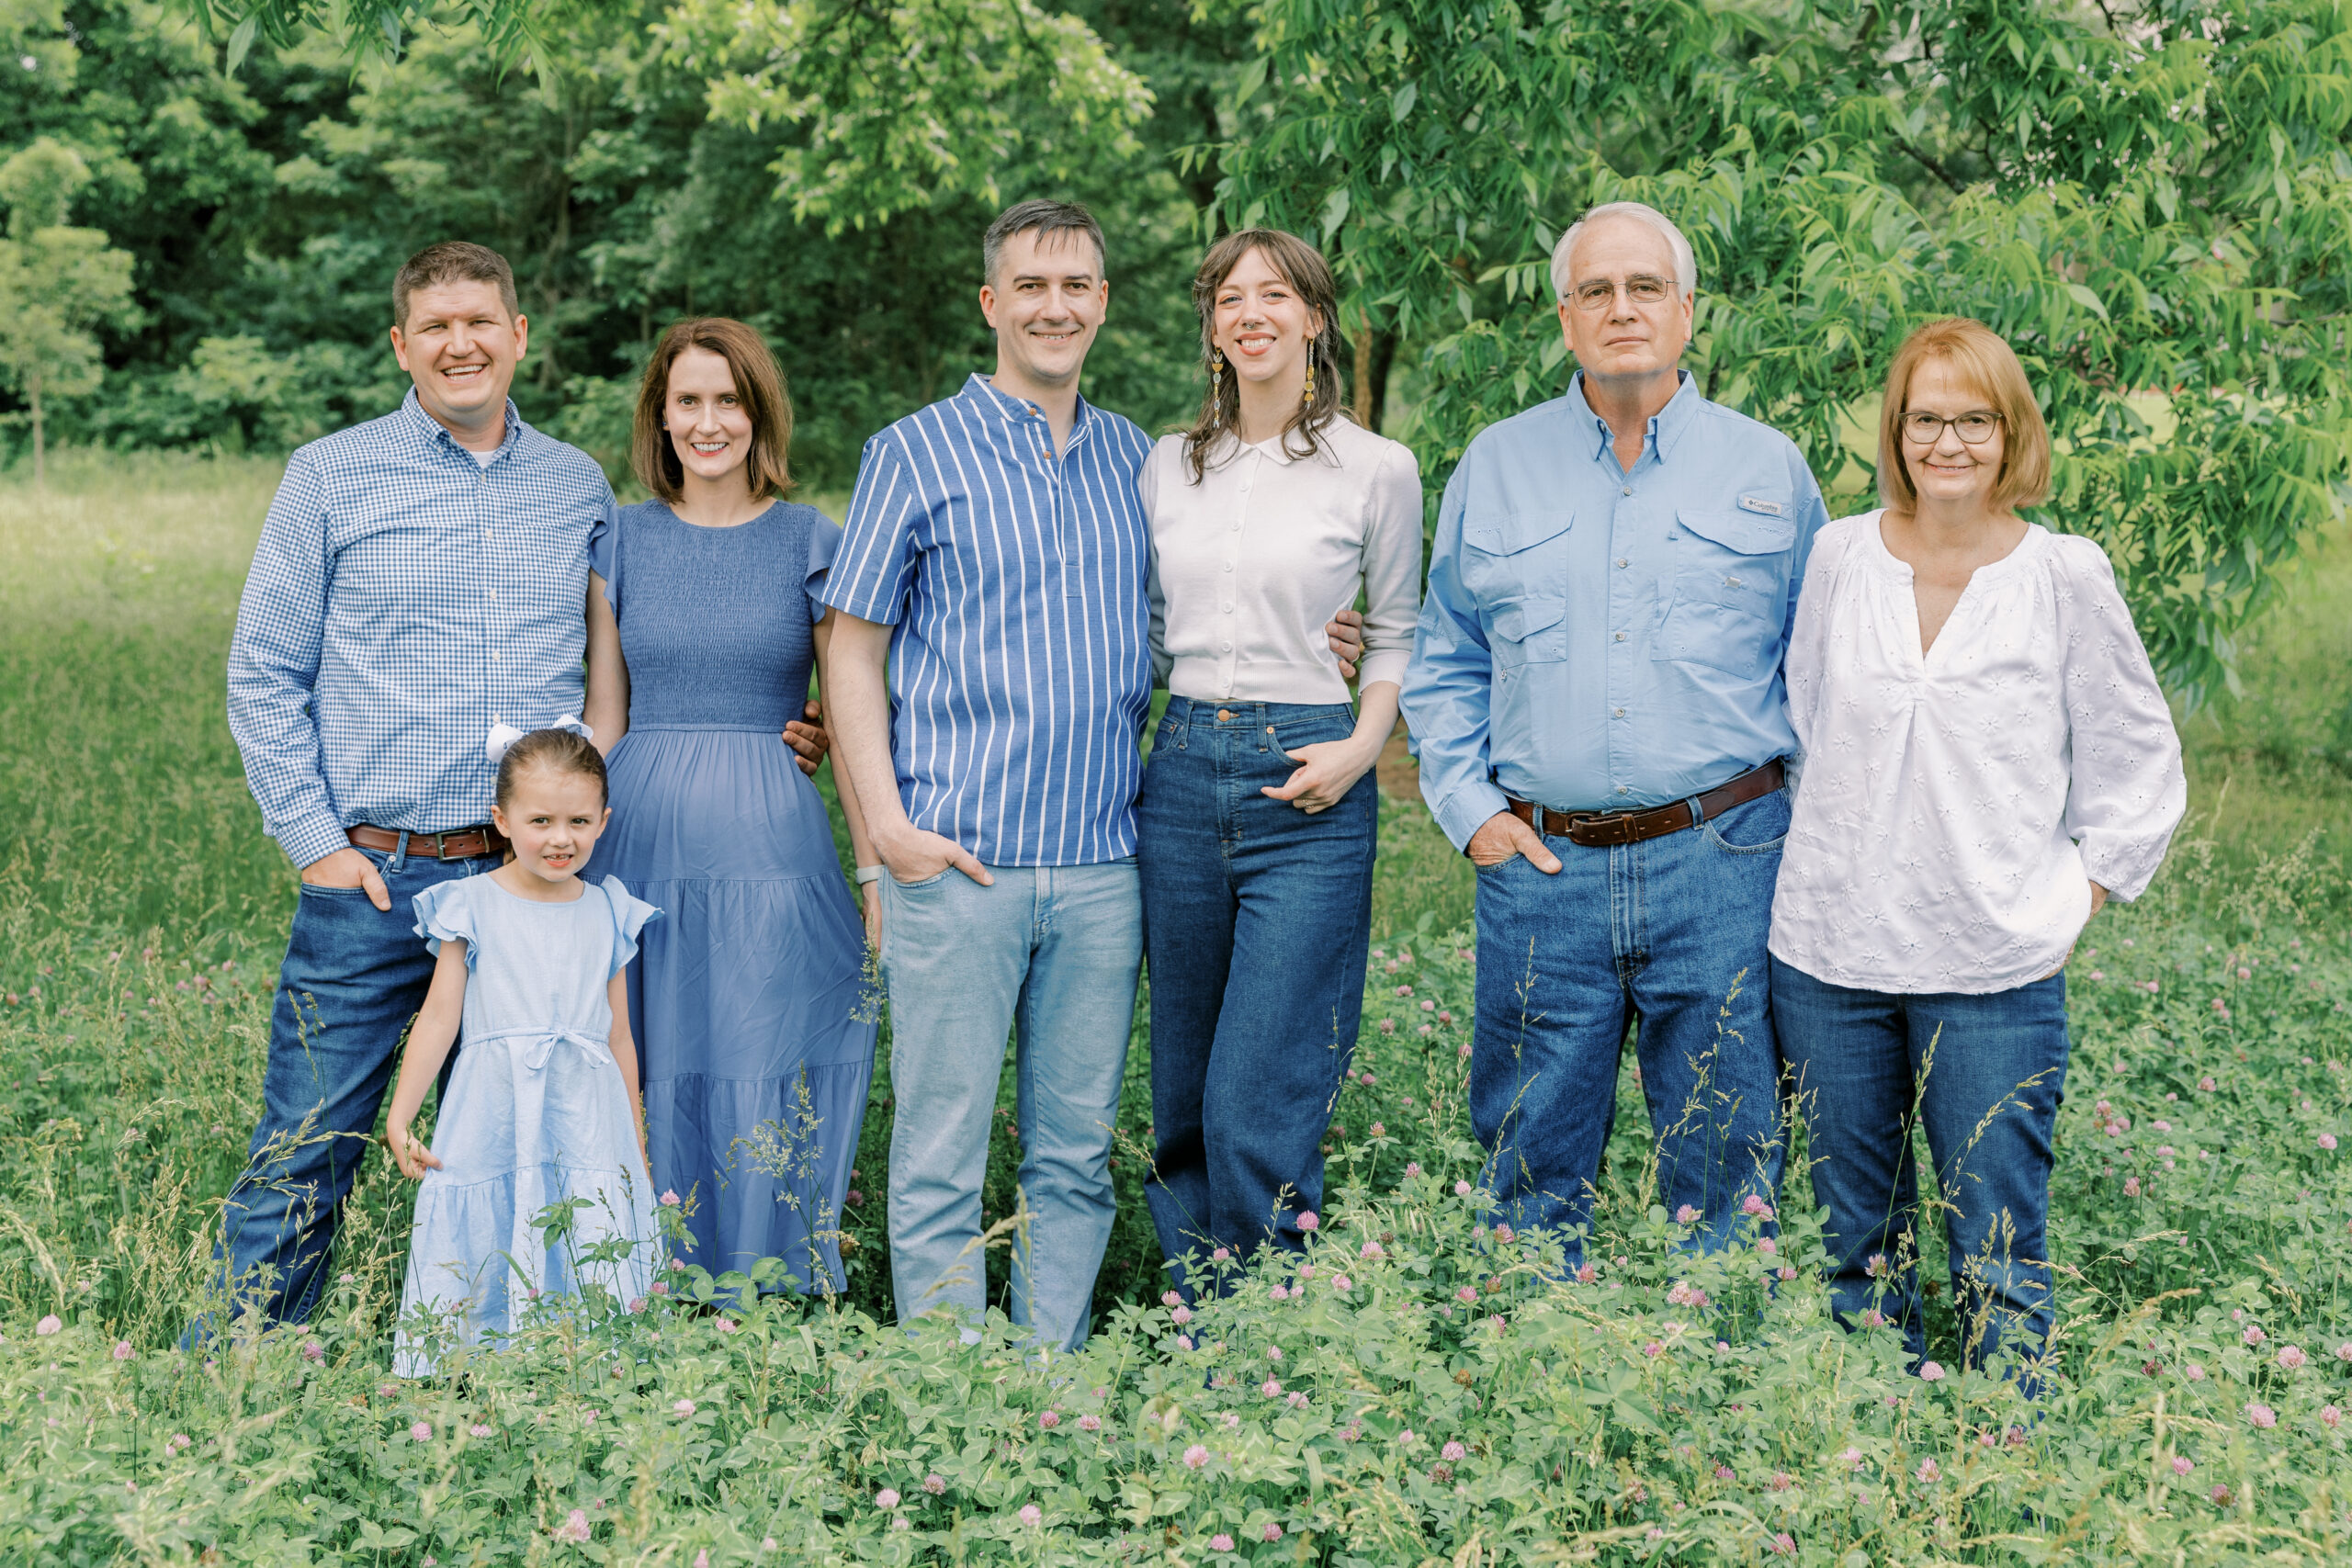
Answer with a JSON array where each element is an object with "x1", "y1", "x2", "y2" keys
[
  {"x1": 1211, "y1": 349, "x2": 1226, "y2": 400},
  {"x1": 1301, "y1": 344, "x2": 1316, "y2": 409}
]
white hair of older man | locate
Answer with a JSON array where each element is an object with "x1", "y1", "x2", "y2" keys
[{"x1": 1549, "y1": 201, "x2": 1698, "y2": 303}]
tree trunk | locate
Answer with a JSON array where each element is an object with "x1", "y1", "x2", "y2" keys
[{"x1": 1351, "y1": 324, "x2": 1397, "y2": 434}]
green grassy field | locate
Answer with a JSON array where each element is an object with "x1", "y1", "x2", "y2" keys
[{"x1": 1, "y1": 452, "x2": 2348, "y2": 1563}]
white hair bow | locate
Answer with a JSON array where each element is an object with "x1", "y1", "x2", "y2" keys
[{"x1": 486, "y1": 714, "x2": 595, "y2": 765}]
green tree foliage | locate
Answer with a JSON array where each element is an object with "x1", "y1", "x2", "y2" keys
[
  {"x1": 0, "y1": 136, "x2": 138, "y2": 484},
  {"x1": 1208, "y1": 0, "x2": 2352, "y2": 703},
  {"x1": 8, "y1": 0, "x2": 1213, "y2": 485},
  {"x1": 13, "y1": 0, "x2": 2350, "y2": 695}
]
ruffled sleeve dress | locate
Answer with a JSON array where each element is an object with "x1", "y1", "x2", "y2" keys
[
  {"x1": 395, "y1": 874, "x2": 662, "y2": 1377},
  {"x1": 582, "y1": 500, "x2": 877, "y2": 1294}
]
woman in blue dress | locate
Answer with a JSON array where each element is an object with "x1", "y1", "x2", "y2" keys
[{"x1": 582, "y1": 317, "x2": 879, "y2": 1294}]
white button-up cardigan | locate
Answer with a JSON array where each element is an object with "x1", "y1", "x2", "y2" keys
[{"x1": 1140, "y1": 418, "x2": 1423, "y2": 705}]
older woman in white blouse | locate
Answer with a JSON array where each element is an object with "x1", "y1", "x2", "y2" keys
[
  {"x1": 1770, "y1": 317, "x2": 2185, "y2": 1391},
  {"x1": 1136, "y1": 229, "x2": 1422, "y2": 1292}
]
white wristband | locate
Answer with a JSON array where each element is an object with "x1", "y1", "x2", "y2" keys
[{"x1": 855, "y1": 864, "x2": 885, "y2": 886}]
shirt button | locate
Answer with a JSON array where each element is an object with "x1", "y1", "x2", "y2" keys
[
  {"x1": 1614, "y1": 631, "x2": 1626, "y2": 642},
  {"x1": 1622, "y1": 486, "x2": 1633, "y2": 496},
  {"x1": 1220, "y1": 640, "x2": 1233, "y2": 652},
  {"x1": 1616, "y1": 558, "x2": 1630, "y2": 569},
  {"x1": 1222, "y1": 604, "x2": 1234, "y2": 613},
  {"x1": 1222, "y1": 561, "x2": 1234, "y2": 571},
  {"x1": 1614, "y1": 707, "x2": 1625, "y2": 717},
  {"x1": 1616, "y1": 785, "x2": 1629, "y2": 795}
]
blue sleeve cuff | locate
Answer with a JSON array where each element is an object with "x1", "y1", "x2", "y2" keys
[
  {"x1": 280, "y1": 816, "x2": 353, "y2": 873},
  {"x1": 1431, "y1": 779, "x2": 1512, "y2": 854}
]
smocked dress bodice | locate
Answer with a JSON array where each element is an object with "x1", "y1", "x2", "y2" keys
[{"x1": 600, "y1": 500, "x2": 830, "y2": 732}]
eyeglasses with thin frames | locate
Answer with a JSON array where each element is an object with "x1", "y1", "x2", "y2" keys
[
  {"x1": 1900, "y1": 410, "x2": 2002, "y2": 445},
  {"x1": 1566, "y1": 275, "x2": 1675, "y2": 312}
]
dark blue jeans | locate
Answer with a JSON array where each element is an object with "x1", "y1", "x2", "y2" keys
[
  {"x1": 1771, "y1": 957, "x2": 2069, "y2": 1389},
  {"x1": 194, "y1": 843, "x2": 492, "y2": 1335},
  {"x1": 1469, "y1": 786, "x2": 1789, "y2": 1263},
  {"x1": 1138, "y1": 698, "x2": 1375, "y2": 1293}
]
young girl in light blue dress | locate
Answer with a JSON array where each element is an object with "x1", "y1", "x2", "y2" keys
[{"x1": 385, "y1": 728, "x2": 663, "y2": 1375}]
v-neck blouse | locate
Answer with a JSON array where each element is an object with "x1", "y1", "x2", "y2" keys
[{"x1": 1768, "y1": 509, "x2": 2185, "y2": 994}]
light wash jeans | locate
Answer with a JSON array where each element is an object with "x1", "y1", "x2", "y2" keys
[{"x1": 878, "y1": 859, "x2": 1141, "y2": 1349}]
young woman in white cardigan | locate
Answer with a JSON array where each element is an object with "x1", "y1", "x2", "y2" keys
[
  {"x1": 1136, "y1": 229, "x2": 1422, "y2": 1292},
  {"x1": 1770, "y1": 317, "x2": 2185, "y2": 1392}
]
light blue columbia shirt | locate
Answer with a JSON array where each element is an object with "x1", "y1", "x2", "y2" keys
[
  {"x1": 1403, "y1": 372, "x2": 1829, "y2": 850},
  {"x1": 824, "y1": 375, "x2": 1154, "y2": 867}
]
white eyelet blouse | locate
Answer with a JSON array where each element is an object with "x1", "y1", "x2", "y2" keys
[
  {"x1": 1768, "y1": 510, "x2": 2187, "y2": 995},
  {"x1": 1140, "y1": 419, "x2": 1423, "y2": 704}
]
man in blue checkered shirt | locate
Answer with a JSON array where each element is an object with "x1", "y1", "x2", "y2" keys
[{"x1": 201, "y1": 243, "x2": 823, "y2": 1335}]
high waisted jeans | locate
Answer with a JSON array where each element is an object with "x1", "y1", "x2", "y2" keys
[
  {"x1": 1770, "y1": 958, "x2": 2070, "y2": 1391},
  {"x1": 1137, "y1": 697, "x2": 1376, "y2": 1295},
  {"x1": 1468, "y1": 785, "x2": 1790, "y2": 1264}
]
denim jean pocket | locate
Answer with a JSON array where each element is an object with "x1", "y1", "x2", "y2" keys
[
  {"x1": 886, "y1": 869, "x2": 948, "y2": 892},
  {"x1": 1702, "y1": 787, "x2": 1792, "y2": 854},
  {"x1": 1266, "y1": 715, "x2": 1354, "y2": 754}
]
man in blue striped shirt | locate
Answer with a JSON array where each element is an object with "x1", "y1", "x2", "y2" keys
[{"x1": 827, "y1": 202, "x2": 1360, "y2": 1348}]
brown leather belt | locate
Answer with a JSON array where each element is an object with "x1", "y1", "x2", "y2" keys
[
  {"x1": 1508, "y1": 759, "x2": 1785, "y2": 849},
  {"x1": 347, "y1": 823, "x2": 508, "y2": 862}
]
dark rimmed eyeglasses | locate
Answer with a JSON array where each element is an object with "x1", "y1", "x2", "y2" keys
[{"x1": 1900, "y1": 410, "x2": 2002, "y2": 445}]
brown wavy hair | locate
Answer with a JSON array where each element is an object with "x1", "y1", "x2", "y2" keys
[
  {"x1": 1181, "y1": 229, "x2": 1347, "y2": 483},
  {"x1": 1876, "y1": 317, "x2": 2052, "y2": 514},
  {"x1": 631, "y1": 318, "x2": 797, "y2": 503}
]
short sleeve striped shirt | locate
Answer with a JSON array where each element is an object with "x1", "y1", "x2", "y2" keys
[
  {"x1": 823, "y1": 374, "x2": 1154, "y2": 867},
  {"x1": 227, "y1": 391, "x2": 617, "y2": 870}
]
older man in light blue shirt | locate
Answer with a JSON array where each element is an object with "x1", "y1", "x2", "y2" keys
[{"x1": 1404, "y1": 201, "x2": 1828, "y2": 1262}]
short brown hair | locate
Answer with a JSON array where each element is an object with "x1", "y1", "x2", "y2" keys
[
  {"x1": 630, "y1": 318, "x2": 797, "y2": 503},
  {"x1": 1877, "y1": 317, "x2": 2052, "y2": 514},
  {"x1": 392, "y1": 242, "x2": 518, "y2": 330},
  {"x1": 982, "y1": 199, "x2": 1106, "y2": 287},
  {"x1": 495, "y1": 728, "x2": 608, "y2": 807},
  {"x1": 1181, "y1": 229, "x2": 1345, "y2": 483}
]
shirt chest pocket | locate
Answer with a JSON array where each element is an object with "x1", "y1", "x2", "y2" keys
[
  {"x1": 1460, "y1": 509, "x2": 1570, "y2": 667},
  {"x1": 1656, "y1": 506, "x2": 1793, "y2": 675}
]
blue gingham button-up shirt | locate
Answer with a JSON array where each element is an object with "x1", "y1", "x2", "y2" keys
[
  {"x1": 823, "y1": 374, "x2": 1155, "y2": 867},
  {"x1": 228, "y1": 391, "x2": 617, "y2": 870},
  {"x1": 1403, "y1": 372, "x2": 1830, "y2": 849}
]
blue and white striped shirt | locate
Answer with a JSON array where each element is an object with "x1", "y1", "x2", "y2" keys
[
  {"x1": 824, "y1": 374, "x2": 1155, "y2": 867},
  {"x1": 228, "y1": 390, "x2": 617, "y2": 870}
]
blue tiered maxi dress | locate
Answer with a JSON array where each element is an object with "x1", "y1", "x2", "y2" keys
[
  {"x1": 585, "y1": 499, "x2": 876, "y2": 1293},
  {"x1": 397, "y1": 874, "x2": 662, "y2": 1377}
]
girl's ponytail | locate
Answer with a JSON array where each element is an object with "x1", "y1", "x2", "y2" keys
[{"x1": 495, "y1": 728, "x2": 609, "y2": 807}]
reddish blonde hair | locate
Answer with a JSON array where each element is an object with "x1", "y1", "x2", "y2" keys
[
  {"x1": 631, "y1": 318, "x2": 796, "y2": 503},
  {"x1": 1876, "y1": 318, "x2": 2052, "y2": 514}
]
